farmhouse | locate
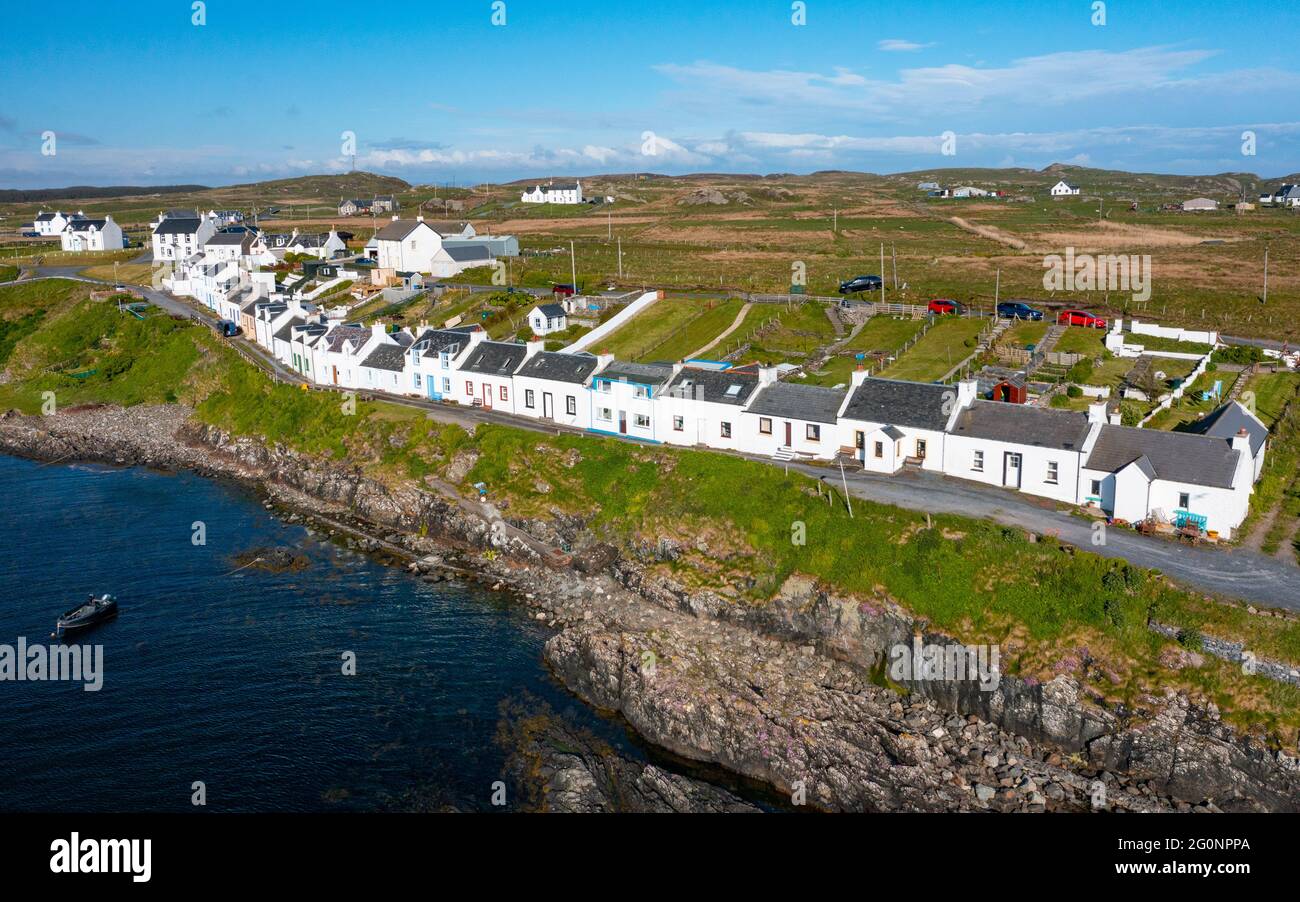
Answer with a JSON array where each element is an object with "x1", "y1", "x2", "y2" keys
[
  {"x1": 520, "y1": 181, "x2": 584, "y2": 204},
  {"x1": 527, "y1": 303, "x2": 568, "y2": 336},
  {"x1": 338, "y1": 198, "x2": 373, "y2": 216},
  {"x1": 1050, "y1": 180, "x2": 1081, "y2": 197},
  {"x1": 152, "y1": 212, "x2": 217, "y2": 262},
  {"x1": 31, "y1": 210, "x2": 84, "y2": 237},
  {"x1": 60, "y1": 215, "x2": 125, "y2": 252},
  {"x1": 373, "y1": 218, "x2": 443, "y2": 274}
]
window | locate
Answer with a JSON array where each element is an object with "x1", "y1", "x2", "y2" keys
[
  {"x1": 1179, "y1": 492, "x2": 1190, "y2": 509},
  {"x1": 566, "y1": 396, "x2": 576, "y2": 416},
  {"x1": 673, "y1": 416, "x2": 684, "y2": 431},
  {"x1": 806, "y1": 424, "x2": 821, "y2": 442},
  {"x1": 597, "y1": 407, "x2": 613, "y2": 422},
  {"x1": 525, "y1": 389, "x2": 535, "y2": 409},
  {"x1": 1090, "y1": 479, "x2": 1101, "y2": 496},
  {"x1": 597, "y1": 380, "x2": 611, "y2": 393},
  {"x1": 441, "y1": 377, "x2": 451, "y2": 393},
  {"x1": 634, "y1": 414, "x2": 650, "y2": 429},
  {"x1": 413, "y1": 373, "x2": 422, "y2": 388},
  {"x1": 874, "y1": 441, "x2": 884, "y2": 459},
  {"x1": 499, "y1": 385, "x2": 508, "y2": 401},
  {"x1": 634, "y1": 386, "x2": 648, "y2": 399},
  {"x1": 720, "y1": 422, "x2": 732, "y2": 439},
  {"x1": 1046, "y1": 461, "x2": 1059, "y2": 485},
  {"x1": 759, "y1": 418, "x2": 772, "y2": 435},
  {"x1": 972, "y1": 450, "x2": 984, "y2": 472},
  {"x1": 465, "y1": 381, "x2": 473, "y2": 395}
]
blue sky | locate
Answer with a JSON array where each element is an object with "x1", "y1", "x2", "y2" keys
[{"x1": 2, "y1": 0, "x2": 1299, "y2": 187}]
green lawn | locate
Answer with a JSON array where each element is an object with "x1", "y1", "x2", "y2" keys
[
  {"x1": 747, "y1": 300, "x2": 839, "y2": 366},
  {"x1": 1001, "y1": 319, "x2": 1049, "y2": 349},
  {"x1": 806, "y1": 315, "x2": 925, "y2": 386},
  {"x1": 1243, "y1": 371, "x2": 1300, "y2": 426},
  {"x1": 598, "y1": 295, "x2": 744, "y2": 362},
  {"x1": 879, "y1": 316, "x2": 987, "y2": 382},
  {"x1": 0, "y1": 265, "x2": 18, "y2": 283},
  {"x1": 1053, "y1": 326, "x2": 1108, "y2": 357}
]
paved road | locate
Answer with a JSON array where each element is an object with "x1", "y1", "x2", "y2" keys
[{"x1": 21, "y1": 267, "x2": 1300, "y2": 611}]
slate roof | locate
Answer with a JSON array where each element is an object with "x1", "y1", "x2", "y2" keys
[
  {"x1": 535, "y1": 303, "x2": 566, "y2": 318},
  {"x1": 1085, "y1": 424, "x2": 1241, "y2": 489},
  {"x1": 273, "y1": 316, "x2": 306, "y2": 342},
  {"x1": 460, "y1": 340, "x2": 528, "y2": 376},
  {"x1": 323, "y1": 325, "x2": 370, "y2": 353},
  {"x1": 950, "y1": 400, "x2": 1092, "y2": 451},
  {"x1": 841, "y1": 377, "x2": 953, "y2": 432},
  {"x1": 65, "y1": 219, "x2": 107, "y2": 231},
  {"x1": 1187, "y1": 401, "x2": 1267, "y2": 456},
  {"x1": 154, "y1": 218, "x2": 203, "y2": 235},
  {"x1": 164, "y1": 209, "x2": 199, "y2": 219},
  {"x1": 374, "y1": 220, "x2": 428, "y2": 241},
  {"x1": 426, "y1": 220, "x2": 471, "y2": 236},
  {"x1": 663, "y1": 367, "x2": 761, "y2": 406},
  {"x1": 444, "y1": 245, "x2": 490, "y2": 262},
  {"x1": 206, "y1": 232, "x2": 249, "y2": 246},
  {"x1": 35, "y1": 212, "x2": 58, "y2": 221},
  {"x1": 594, "y1": 361, "x2": 674, "y2": 387},
  {"x1": 360, "y1": 343, "x2": 409, "y2": 373},
  {"x1": 746, "y1": 382, "x2": 847, "y2": 424},
  {"x1": 515, "y1": 351, "x2": 598, "y2": 384},
  {"x1": 414, "y1": 327, "x2": 477, "y2": 358}
]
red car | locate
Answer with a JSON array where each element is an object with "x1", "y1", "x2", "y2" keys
[
  {"x1": 1057, "y1": 309, "x2": 1107, "y2": 329},
  {"x1": 928, "y1": 298, "x2": 963, "y2": 315}
]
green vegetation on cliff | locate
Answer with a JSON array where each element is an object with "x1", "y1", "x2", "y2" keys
[{"x1": 2, "y1": 278, "x2": 1298, "y2": 743}]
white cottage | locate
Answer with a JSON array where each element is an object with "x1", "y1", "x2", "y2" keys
[
  {"x1": 589, "y1": 361, "x2": 674, "y2": 441},
  {"x1": 837, "y1": 373, "x2": 953, "y2": 473},
  {"x1": 527, "y1": 303, "x2": 568, "y2": 336},
  {"x1": 740, "y1": 381, "x2": 848, "y2": 461},
  {"x1": 60, "y1": 215, "x2": 125, "y2": 252},
  {"x1": 513, "y1": 351, "x2": 603, "y2": 428},
  {"x1": 1050, "y1": 179, "x2": 1081, "y2": 197}
]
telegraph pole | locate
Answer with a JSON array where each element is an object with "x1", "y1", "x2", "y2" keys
[
  {"x1": 617, "y1": 237, "x2": 623, "y2": 279},
  {"x1": 880, "y1": 243, "x2": 886, "y2": 305},
  {"x1": 570, "y1": 240, "x2": 577, "y2": 292},
  {"x1": 1263, "y1": 246, "x2": 1269, "y2": 304}
]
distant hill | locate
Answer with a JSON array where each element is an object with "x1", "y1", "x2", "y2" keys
[
  {"x1": 0, "y1": 184, "x2": 208, "y2": 203},
  {"x1": 219, "y1": 172, "x2": 410, "y2": 197}
]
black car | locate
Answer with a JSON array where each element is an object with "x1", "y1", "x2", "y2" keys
[
  {"x1": 996, "y1": 301, "x2": 1043, "y2": 321},
  {"x1": 838, "y1": 275, "x2": 883, "y2": 294}
]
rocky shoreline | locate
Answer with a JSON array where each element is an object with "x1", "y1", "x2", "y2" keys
[{"x1": 2, "y1": 403, "x2": 1298, "y2": 812}]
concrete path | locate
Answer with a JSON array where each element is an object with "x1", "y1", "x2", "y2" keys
[{"x1": 685, "y1": 302, "x2": 751, "y2": 360}]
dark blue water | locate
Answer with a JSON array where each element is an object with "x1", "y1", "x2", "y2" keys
[{"x1": 0, "y1": 454, "x2": 640, "y2": 812}]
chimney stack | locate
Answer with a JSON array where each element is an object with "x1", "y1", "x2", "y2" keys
[{"x1": 850, "y1": 365, "x2": 870, "y2": 388}]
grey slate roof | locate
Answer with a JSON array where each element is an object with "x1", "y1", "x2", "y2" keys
[
  {"x1": 950, "y1": 400, "x2": 1092, "y2": 451},
  {"x1": 323, "y1": 325, "x2": 370, "y2": 352},
  {"x1": 663, "y1": 367, "x2": 760, "y2": 406},
  {"x1": 460, "y1": 340, "x2": 528, "y2": 376},
  {"x1": 273, "y1": 317, "x2": 306, "y2": 342},
  {"x1": 444, "y1": 245, "x2": 490, "y2": 262},
  {"x1": 842, "y1": 377, "x2": 952, "y2": 432},
  {"x1": 746, "y1": 382, "x2": 847, "y2": 424},
  {"x1": 426, "y1": 220, "x2": 471, "y2": 236},
  {"x1": 154, "y1": 218, "x2": 203, "y2": 235},
  {"x1": 374, "y1": 220, "x2": 427, "y2": 241},
  {"x1": 515, "y1": 351, "x2": 598, "y2": 384},
  {"x1": 414, "y1": 327, "x2": 477, "y2": 358},
  {"x1": 1187, "y1": 401, "x2": 1267, "y2": 456},
  {"x1": 206, "y1": 232, "x2": 249, "y2": 246},
  {"x1": 594, "y1": 362, "x2": 674, "y2": 387},
  {"x1": 535, "y1": 303, "x2": 566, "y2": 318},
  {"x1": 65, "y1": 219, "x2": 107, "y2": 231},
  {"x1": 1084, "y1": 424, "x2": 1241, "y2": 489},
  {"x1": 361, "y1": 343, "x2": 409, "y2": 373}
]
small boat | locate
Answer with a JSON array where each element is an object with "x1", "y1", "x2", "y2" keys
[{"x1": 54, "y1": 594, "x2": 118, "y2": 638}]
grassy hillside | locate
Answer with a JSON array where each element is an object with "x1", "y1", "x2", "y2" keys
[{"x1": 2, "y1": 277, "x2": 1298, "y2": 744}]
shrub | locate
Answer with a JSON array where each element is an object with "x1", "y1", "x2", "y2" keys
[{"x1": 1066, "y1": 384, "x2": 1084, "y2": 398}]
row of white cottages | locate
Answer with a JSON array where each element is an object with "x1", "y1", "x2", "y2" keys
[{"x1": 237, "y1": 304, "x2": 1268, "y2": 538}]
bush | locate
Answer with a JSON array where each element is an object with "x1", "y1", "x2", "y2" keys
[
  {"x1": 1212, "y1": 345, "x2": 1267, "y2": 366},
  {"x1": 1066, "y1": 360, "x2": 1094, "y2": 384},
  {"x1": 1066, "y1": 384, "x2": 1084, "y2": 398}
]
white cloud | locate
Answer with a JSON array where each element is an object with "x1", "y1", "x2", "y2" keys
[{"x1": 877, "y1": 39, "x2": 934, "y2": 52}]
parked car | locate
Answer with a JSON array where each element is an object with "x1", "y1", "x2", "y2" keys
[
  {"x1": 1057, "y1": 309, "x2": 1107, "y2": 329},
  {"x1": 928, "y1": 298, "x2": 963, "y2": 315},
  {"x1": 552, "y1": 283, "x2": 576, "y2": 297},
  {"x1": 838, "y1": 274, "x2": 883, "y2": 294},
  {"x1": 216, "y1": 319, "x2": 241, "y2": 337},
  {"x1": 996, "y1": 301, "x2": 1042, "y2": 320},
  {"x1": 20, "y1": 230, "x2": 40, "y2": 238}
]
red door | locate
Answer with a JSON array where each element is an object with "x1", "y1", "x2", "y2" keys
[{"x1": 784, "y1": 422, "x2": 792, "y2": 446}]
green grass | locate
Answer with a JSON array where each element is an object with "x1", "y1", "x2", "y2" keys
[
  {"x1": 879, "y1": 316, "x2": 987, "y2": 382},
  {"x1": 1053, "y1": 326, "x2": 1108, "y2": 357},
  {"x1": 1001, "y1": 319, "x2": 1049, "y2": 349},
  {"x1": 0, "y1": 265, "x2": 18, "y2": 283},
  {"x1": 597, "y1": 296, "x2": 744, "y2": 362},
  {"x1": 1243, "y1": 371, "x2": 1300, "y2": 426},
  {"x1": 5, "y1": 277, "x2": 1300, "y2": 743},
  {"x1": 806, "y1": 315, "x2": 925, "y2": 386}
]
